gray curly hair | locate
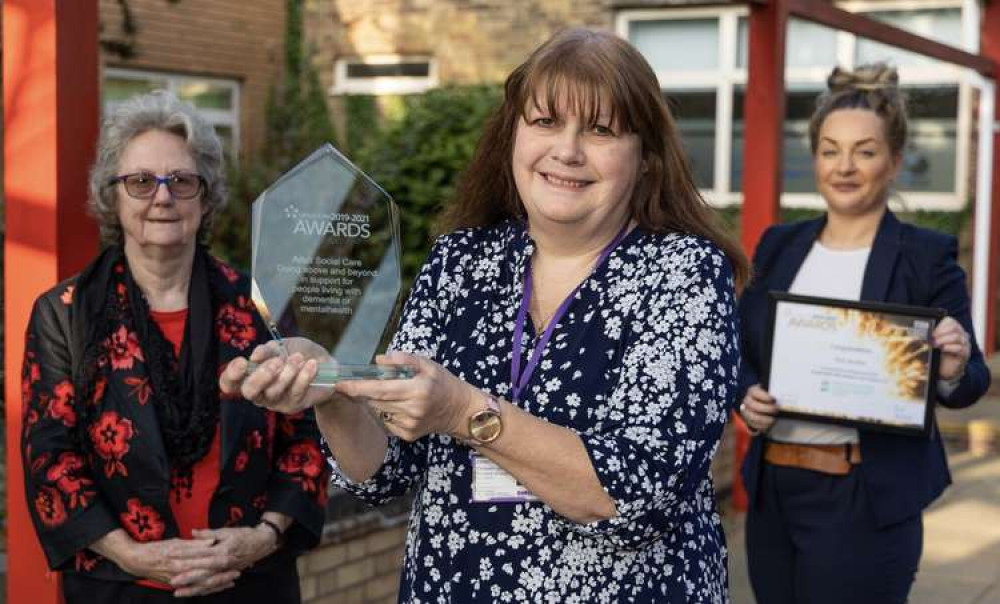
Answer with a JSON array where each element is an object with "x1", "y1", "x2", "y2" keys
[{"x1": 88, "y1": 90, "x2": 228, "y2": 245}]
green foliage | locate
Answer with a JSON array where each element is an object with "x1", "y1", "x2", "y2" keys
[
  {"x1": 260, "y1": 1, "x2": 336, "y2": 173},
  {"x1": 717, "y1": 206, "x2": 742, "y2": 240},
  {"x1": 351, "y1": 85, "x2": 503, "y2": 282},
  {"x1": 214, "y1": 84, "x2": 501, "y2": 279},
  {"x1": 894, "y1": 207, "x2": 968, "y2": 238},
  {"x1": 210, "y1": 164, "x2": 256, "y2": 270},
  {"x1": 210, "y1": 0, "x2": 335, "y2": 270},
  {"x1": 343, "y1": 95, "x2": 378, "y2": 156},
  {"x1": 778, "y1": 206, "x2": 966, "y2": 238},
  {"x1": 716, "y1": 205, "x2": 967, "y2": 244},
  {"x1": 780, "y1": 207, "x2": 826, "y2": 225}
]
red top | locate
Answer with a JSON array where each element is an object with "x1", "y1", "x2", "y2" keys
[
  {"x1": 150, "y1": 308, "x2": 222, "y2": 539},
  {"x1": 142, "y1": 309, "x2": 221, "y2": 591}
]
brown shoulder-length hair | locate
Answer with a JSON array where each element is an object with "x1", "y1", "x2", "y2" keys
[{"x1": 441, "y1": 28, "x2": 749, "y2": 290}]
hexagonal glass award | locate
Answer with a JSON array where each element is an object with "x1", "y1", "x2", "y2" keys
[{"x1": 249, "y1": 144, "x2": 413, "y2": 385}]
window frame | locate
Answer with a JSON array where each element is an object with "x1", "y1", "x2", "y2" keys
[
  {"x1": 330, "y1": 55, "x2": 439, "y2": 95},
  {"x1": 616, "y1": 0, "x2": 970, "y2": 210},
  {"x1": 103, "y1": 67, "x2": 242, "y2": 158}
]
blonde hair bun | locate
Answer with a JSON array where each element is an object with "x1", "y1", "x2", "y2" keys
[
  {"x1": 808, "y1": 62, "x2": 908, "y2": 155},
  {"x1": 827, "y1": 63, "x2": 899, "y2": 94}
]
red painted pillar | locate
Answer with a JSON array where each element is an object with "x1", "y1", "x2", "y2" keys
[
  {"x1": 3, "y1": 1, "x2": 100, "y2": 602},
  {"x1": 742, "y1": 0, "x2": 787, "y2": 251},
  {"x1": 983, "y1": 3, "x2": 1000, "y2": 355},
  {"x1": 733, "y1": 0, "x2": 788, "y2": 511}
]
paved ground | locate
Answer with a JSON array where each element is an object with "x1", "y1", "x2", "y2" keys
[{"x1": 724, "y1": 387, "x2": 1000, "y2": 604}]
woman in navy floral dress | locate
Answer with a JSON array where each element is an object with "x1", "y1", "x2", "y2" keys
[{"x1": 225, "y1": 28, "x2": 748, "y2": 602}]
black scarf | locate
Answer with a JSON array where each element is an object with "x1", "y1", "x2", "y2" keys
[{"x1": 72, "y1": 245, "x2": 221, "y2": 474}]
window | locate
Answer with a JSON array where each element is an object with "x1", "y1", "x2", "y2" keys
[
  {"x1": 666, "y1": 91, "x2": 718, "y2": 189},
  {"x1": 897, "y1": 86, "x2": 960, "y2": 193},
  {"x1": 732, "y1": 87, "x2": 825, "y2": 194},
  {"x1": 618, "y1": 1, "x2": 970, "y2": 210},
  {"x1": 630, "y1": 19, "x2": 721, "y2": 71},
  {"x1": 737, "y1": 17, "x2": 838, "y2": 69},
  {"x1": 331, "y1": 56, "x2": 438, "y2": 95},
  {"x1": 103, "y1": 69, "x2": 241, "y2": 158},
  {"x1": 856, "y1": 8, "x2": 962, "y2": 68}
]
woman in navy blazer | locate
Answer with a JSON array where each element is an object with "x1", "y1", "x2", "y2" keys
[{"x1": 737, "y1": 64, "x2": 990, "y2": 604}]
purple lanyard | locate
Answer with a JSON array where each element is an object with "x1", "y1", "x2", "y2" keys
[{"x1": 510, "y1": 225, "x2": 630, "y2": 403}]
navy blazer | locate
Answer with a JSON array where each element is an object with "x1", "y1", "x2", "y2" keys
[{"x1": 738, "y1": 211, "x2": 990, "y2": 527}]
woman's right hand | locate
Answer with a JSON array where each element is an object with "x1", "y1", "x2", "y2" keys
[
  {"x1": 121, "y1": 538, "x2": 238, "y2": 588},
  {"x1": 220, "y1": 337, "x2": 336, "y2": 414},
  {"x1": 739, "y1": 384, "x2": 778, "y2": 435},
  {"x1": 92, "y1": 529, "x2": 238, "y2": 594}
]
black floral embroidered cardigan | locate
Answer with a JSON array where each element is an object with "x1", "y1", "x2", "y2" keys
[{"x1": 21, "y1": 255, "x2": 329, "y2": 581}]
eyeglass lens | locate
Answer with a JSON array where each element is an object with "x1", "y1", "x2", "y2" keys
[{"x1": 123, "y1": 172, "x2": 203, "y2": 200}]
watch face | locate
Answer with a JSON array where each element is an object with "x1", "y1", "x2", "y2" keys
[{"x1": 470, "y1": 411, "x2": 502, "y2": 443}]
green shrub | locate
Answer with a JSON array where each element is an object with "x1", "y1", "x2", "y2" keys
[
  {"x1": 352, "y1": 85, "x2": 503, "y2": 282},
  {"x1": 214, "y1": 81, "x2": 501, "y2": 286},
  {"x1": 717, "y1": 205, "x2": 967, "y2": 244},
  {"x1": 210, "y1": 0, "x2": 336, "y2": 270},
  {"x1": 343, "y1": 95, "x2": 378, "y2": 157}
]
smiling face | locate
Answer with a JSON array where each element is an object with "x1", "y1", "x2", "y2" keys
[
  {"x1": 511, "y1": 87, "x2": 642, "y2": 238},
  {"x1": 115, "y1": 129, "x2": 205, "y2": 253},
  {"x1": 814, "y1": 108, "x2": 901, "y2": 218}
]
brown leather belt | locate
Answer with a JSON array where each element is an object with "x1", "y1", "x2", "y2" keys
[{"x1": 764, "y1": 441, "x2": 862, "y2": 476}]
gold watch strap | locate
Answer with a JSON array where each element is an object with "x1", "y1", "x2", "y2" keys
[{"x1": 482, "y1": 392, "x2": 501, "y2": 414}]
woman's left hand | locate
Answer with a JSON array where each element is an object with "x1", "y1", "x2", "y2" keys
[
  {"x1": 169, "y1": 526, "x2": 277, "y2": 597},
  {"x1": 335, "y1": 351, "x2": 477, "y2": 442},
  {"x1": 933, "y1": 316, "x2": 971, "y2": 381}
]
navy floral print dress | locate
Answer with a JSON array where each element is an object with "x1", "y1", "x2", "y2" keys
[{"x1": 330, "y1": 221, "x2": 740, "y2": 603}]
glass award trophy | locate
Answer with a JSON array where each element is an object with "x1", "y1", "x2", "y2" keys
[{"x1": 249, "y1": 143, "x2": 414, "y2": 385}]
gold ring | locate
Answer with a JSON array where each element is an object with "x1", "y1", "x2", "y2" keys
[{"x1": 380, "y1": 410, "x2": 394, "y2": 424}]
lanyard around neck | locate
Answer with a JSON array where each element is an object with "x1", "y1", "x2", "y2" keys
[{"x1": 510, "y1": 225, "x2": 630, "y2": 403}]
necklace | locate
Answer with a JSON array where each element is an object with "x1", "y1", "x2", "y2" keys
[
  {"x1": 529, "y1": 259, "x2": 597, "y2": 335},
  {"x1": 531, "y1": 302, "x2": 553, "y2": 336},
  {"x1": 511, "y1": 224, "x2": 631, "y2": 403}
]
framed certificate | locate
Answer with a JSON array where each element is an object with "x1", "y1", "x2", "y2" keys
[{"x1": 764, "y1": 292, "x2": 945, "y2": 436}]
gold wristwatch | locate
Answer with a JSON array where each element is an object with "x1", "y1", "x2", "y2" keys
[{"x1": 468, "y1": 392, "x2": 503, "y2": 445}]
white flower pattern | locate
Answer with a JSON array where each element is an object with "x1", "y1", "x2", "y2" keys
[{"x1": 328, "y1": 221, "x2": 739, "y2": 603}]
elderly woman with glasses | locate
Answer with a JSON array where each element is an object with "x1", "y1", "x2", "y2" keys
[{"x1": 20, "y1": 90, "x2": 328, "y2": 603}]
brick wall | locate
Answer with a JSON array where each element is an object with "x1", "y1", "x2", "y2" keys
[
  {"x1": 98, "y1": 0, "x2": 285, "y2": 156},
  {"x1": 303, "y1": 0, "x2": 616, "y2": 129},
  {"x1": 303, "y1": 0, "x2": 743, "y2": 98},
  {"x1": 306, "y1": 0, "x2": 610, "y2": 89},
  {"x1": 298, "y1": 522, "x2": 407, "y2": 604}
]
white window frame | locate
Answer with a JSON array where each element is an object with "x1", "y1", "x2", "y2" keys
[
  {"x1": 330, "y1": 55, "x2": 438, "y2": 95},
  {"x1": 617, "y1": 0, "x2": 969, "y2": 211},
  {"x1": 618, "y1": 7, "x2": 743, "y2": 203},
  {"x1": 103, "y1": 67, "x2": 242, "y2": 155}
]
